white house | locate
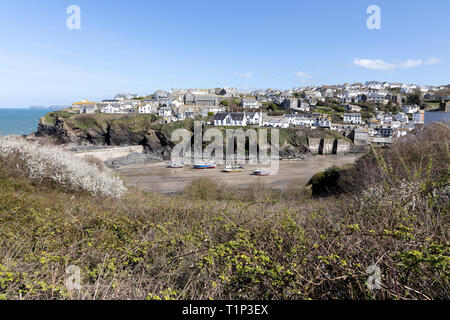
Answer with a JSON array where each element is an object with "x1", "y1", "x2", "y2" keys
[
  {"x1": 283, "y1": 114, "x2": 315, "y2": 127},
  {"x1": 82, "y1": 106, "x2": 96, "y2": 114},
  {"x1": 158, "y1": 107, "x2": 172, "y2": 117},
  {"x1": 201, "y1": 106, "x2": 225, "y2": 117},
  {"x1": 103, "y1": 104, "x2": 120, "y2": 114},
  {"x1": 262, "y1": 116, "x2": 290, "y2": 128},
  {"x1": 213, "y1": 112, "x2": 246, "y2": 126},
  {"x1": 343, "y1": 113, "x2": 363, "y2": 124},
  {"x1": 138, "y1": 103, "x2": 158, "y2": 114},
  {"x1": 314, "y1": 116, "x2": 331, "y2": 128},
  {"x1": 245, "y1": 112, "x2": 263, "y2": 126},
  {"x1": 402, "y1": 105, "x2": 419, "y2": 114},
  {"x1": 242, "y1": 98, "x2": 261, "y2": 109}
]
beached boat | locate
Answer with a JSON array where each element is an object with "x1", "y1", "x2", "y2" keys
[
  {"x1": 166, "y1": 162, "x2": 184, "y2": 168},
  {"x1": 223, "y1": 165, "x2": 244, "y2": 172},
  {"x1": 192, "y1": 163, "x2": 216, "y2": 169},
  {"x1": 223, "y1": 165, "x2": 244, "y2": 173},
  {"x1": 252, "y1": 169, "x2": 270, "y2": 176}
]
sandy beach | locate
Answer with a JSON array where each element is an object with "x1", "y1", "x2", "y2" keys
[{"x1": 115, "y1": 154, "x2": 361, "y2": 193}]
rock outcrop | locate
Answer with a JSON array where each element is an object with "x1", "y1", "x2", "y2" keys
[
  {"x1": 36, "y1": 114, "x2": 174, "y2": 160},
  {"x1": 36, "y1": 112, "x2": 356, "y2": 163}
]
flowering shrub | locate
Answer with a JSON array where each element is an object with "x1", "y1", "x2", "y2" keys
[{"x1": 0, "y1": 136, "x2": 127, "y2": 198}]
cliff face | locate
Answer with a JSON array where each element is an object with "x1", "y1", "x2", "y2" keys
[
  {"x1": 36, "y1": 112, "x2": 353, "y2": 161},
  {"x1": 36, "y1": 114, "x2": 174, "y2": 160}
]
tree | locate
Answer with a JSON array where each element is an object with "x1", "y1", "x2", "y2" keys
[{"x1": 407, "y1": 93, "x2": 422, "y2": 106}]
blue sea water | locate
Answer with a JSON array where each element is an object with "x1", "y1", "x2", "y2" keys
[{"x1": 0, "y1": 108, "x2": 54, "y2": 136}]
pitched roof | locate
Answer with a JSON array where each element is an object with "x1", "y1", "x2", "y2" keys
[
  {"x1": 195, "y1": 95, "x2": 217, "y2": 101},
  {"x1": 213, "y1": 112, "x2": 228, "y2": 120}
]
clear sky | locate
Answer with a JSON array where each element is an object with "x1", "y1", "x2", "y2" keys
[{"x1": 0, "y1": 0, "x2": 449, "y2": 108}]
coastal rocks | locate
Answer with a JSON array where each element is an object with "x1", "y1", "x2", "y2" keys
[
  {"x1": 36, "y1": 116, "x2": 79, "y2": 143},
  {"x1": 142, "y1": 131, "x2": 173, "y2": 160},
  {"x1": 106, "y1": 123, "x2": 147, "y2": 146},
  {"x1": 36, "y1": 116, "x2": 173, "y2": 159},
  {"x1": 279, "y1": 142, "x2": 310, "y2": 159}
]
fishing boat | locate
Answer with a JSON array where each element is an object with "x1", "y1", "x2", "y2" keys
[
  {"x1": 166, "y1": 162, "x2": 184, "y2": 168},
  {"x1": 223, "y1": 165, "x2": 244, "y2": 173},
  {"x1": 192, "y1": 162, "x2": 216, "y2": 169},
  {"x1": 252, "y1": 169, "x2": 270, "y2": 176}
]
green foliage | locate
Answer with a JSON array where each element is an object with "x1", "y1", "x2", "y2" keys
[
  {"x1": 308, "y1": 165, "x2": 342, "y2": 197},
  {"x1": 407, "y1": 93, "x2": 423, "y2": 106}
]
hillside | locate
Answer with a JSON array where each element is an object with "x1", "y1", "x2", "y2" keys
[
  {"x1": 35, "y1": 111, "x2": 352, "y2": 160},
  {"x1": 0, "y1": 124, "x2": 448, "y2": 300}
]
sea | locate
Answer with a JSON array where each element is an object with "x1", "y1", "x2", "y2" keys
[{"x1": 0, "y1": 108, "x2": 55, "y2": 136}]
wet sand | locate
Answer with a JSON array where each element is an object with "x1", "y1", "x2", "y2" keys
[{"x1": 115, "y1": 155, "x2": 361, "y2": 193}]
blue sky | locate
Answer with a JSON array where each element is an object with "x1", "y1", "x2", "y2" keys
[{"x1": 0, "y1": 0, "x2": 449, "y2": 108}]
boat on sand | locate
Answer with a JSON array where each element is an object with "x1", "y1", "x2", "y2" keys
[
  {"x1": 223, "y1": 165, "x2": 244, "y2": 172},
  {"x1": 251, "y1": 169, "x2": 270, "y2": 176},
  {"x1": 166, "y1": 162, "x2": 184, "y2": 168},
  {"x1": 192, "y1": 163, "x2": 216, "y2": 169}
]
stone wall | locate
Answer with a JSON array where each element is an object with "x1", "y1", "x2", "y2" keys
[
  {"x1": 72, "y1": 145, "x2": 144, "y2": 162},
  {"x1": 308, "y1": 138, "x2": 359, "y2": 155},
  {"x1": 308, "y1": 138, "x2": 321, "y2": 155}
]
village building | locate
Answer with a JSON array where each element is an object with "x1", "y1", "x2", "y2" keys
[
  {"x1": 402, "y1": 104, "x2": 419, "y2": 114},
  {"x1": 377, "y1": 126, "x2": 394, "y2": 137},
  {"x1": 213, "y1": 112, "x2": 246, "y2": 126},
  {"x1": 394, "y1": 112, "x2": 409, "y2": 123},
  {"x1": 158, "y1": 107, "x2": 172, "y2": 118},
  {"x1": 262, "y1": 116, "x2": 290, "y2": 128},
  {"x1": 412, "y1": 110, "x2": 425, "y2": 124},
  {"x1": 245, "y1": 112, "x2": 263, "y2": 126},
  {"x1": 352, "y1": 127, "x2": 369, "y2": 145},
  {"x1": 138, "y1": 103, "x2": 158, "y2": 114},
  {"x1": 242, "y1": 98, "x2": 261, "y2": 109},
  {"x1": 314, "y1": 115, "x2": 332, "y2": 128},
  {"x1": 343, "y1": 113, "x2": 363, "y2": 124}
]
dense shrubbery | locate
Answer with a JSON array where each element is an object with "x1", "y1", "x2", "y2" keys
[
  {"x1": 308, "y1": 165, "x2": 342, "y2": 197},
  {"x1": 0, "y1": 136, "x2": 126, "y2": 198},
  {"x1": 0, "y1": 124, "x2": 448, "y2": 300}
]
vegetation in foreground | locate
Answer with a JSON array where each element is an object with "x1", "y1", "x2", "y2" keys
[{"x1": 0, "y1": 124, "x2": 448, "y2": 300}]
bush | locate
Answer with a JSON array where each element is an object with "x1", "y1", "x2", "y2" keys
[
  {"x1": 0, "y1": 136, "x2": 126, "y2": 198},
  {"x1": 308, "y1": 165, "x2": 342, "y2": 197},
  {"x1": 337, "y1": 123, "x2": 450, "y2": 194},
  {"x1": 183, "y1": 177, "x2": 225, "y2": 200}
]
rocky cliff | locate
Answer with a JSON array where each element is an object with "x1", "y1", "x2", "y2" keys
[
  {"x1": 36, "y1": 111, "x2": 352, "y2": 161},
  {"x1": 36, "y1": 112, "x2": 174, "y2": 160}
]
